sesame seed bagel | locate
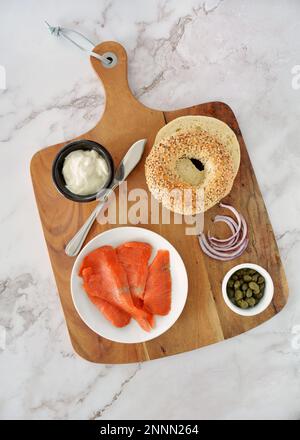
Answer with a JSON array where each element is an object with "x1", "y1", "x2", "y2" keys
[
  {"x1": 154, "y1": 115, "x2": 240, "y2": 178},
  {"x1": 145, "y1": 127, "x2": 237, "y2": 215}
]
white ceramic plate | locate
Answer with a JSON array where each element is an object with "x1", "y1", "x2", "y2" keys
[{"x1": 71, "y1": 227, "x2": 188, "y2": 343}]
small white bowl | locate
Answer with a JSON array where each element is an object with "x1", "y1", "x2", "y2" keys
[{"x1": 222, "y1": 263, "x2": 274, "y2": 316}]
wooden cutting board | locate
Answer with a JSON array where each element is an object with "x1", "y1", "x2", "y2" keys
[{"x1": 30, "y1": 41, "x2": 288, "y2": 363}]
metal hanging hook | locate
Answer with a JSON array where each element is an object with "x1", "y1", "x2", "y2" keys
[{"x1": 44, "y1": 21, "x2": 113, "y2": 66}]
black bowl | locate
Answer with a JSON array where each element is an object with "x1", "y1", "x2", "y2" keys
[{"x1": 52, "y1": 140, "x2": 114, "y2": 202}]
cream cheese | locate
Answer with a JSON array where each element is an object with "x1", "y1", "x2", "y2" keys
[{"x1": 62, "y1": 149, "x2": 109, "y2": 195}]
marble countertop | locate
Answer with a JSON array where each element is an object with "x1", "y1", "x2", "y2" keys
[{"x1": 1, "y1": 0, "x2": 300, "y2": 420}]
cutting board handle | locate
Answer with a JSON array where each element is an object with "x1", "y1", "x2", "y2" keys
[
  {"x1": 90, "y1": 41, "x2": 147, "y2": 119},
  {"x1": 89, "y1": 41, "x2": 162, "y2": 145}
]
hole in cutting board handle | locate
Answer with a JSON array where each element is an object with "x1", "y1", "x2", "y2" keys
[{"x1": 101, "y1": 51, "x2": 118, "y2": 68}]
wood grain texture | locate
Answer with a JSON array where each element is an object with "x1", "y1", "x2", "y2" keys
[{"x1": 30, "y1": 41, "x2": 288, "y2": 363}]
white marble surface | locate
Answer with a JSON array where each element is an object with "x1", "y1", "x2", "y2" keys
[{"x1": 0, "y1": 0, "x2": 300, "y2": 420}]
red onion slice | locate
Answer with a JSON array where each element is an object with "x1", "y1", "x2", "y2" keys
[
  {"x1": 209, "y1": 215, "x2": 239, "y2": 246},
  {"x1": 209, "y1": 203, "x2": 242, "y2": 243},
  {"x1": 209, "y1": 216, "x2": 237, "y2": 236},
  {"x1": 198, "y1": 236, "x2": 249, "y2": 261},
  {"x1": 209, "y1": 216, "x2": 248, "y2": 251},
  {"x1": 200, "y1": 233, "x2": 248, "y2": 258},
  {"x1": 198, "y1": 204, "x2": 248, "y2": 261}
]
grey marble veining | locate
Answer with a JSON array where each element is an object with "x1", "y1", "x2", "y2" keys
[{"x1": 0, "y1": 0, "x2": 299, "y2": 420}]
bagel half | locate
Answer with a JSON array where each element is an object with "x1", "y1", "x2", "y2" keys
[{"x1": 145, "y1": 116, "x2": 240, "y2": 215}]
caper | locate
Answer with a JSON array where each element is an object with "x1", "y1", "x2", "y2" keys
[
  {"x1": 228, "y1": 280, "x2": 234, "y2": 288},
  {"x1": 252, "y1": 274, "x2": 258, "y2": 282},
  {"x1": 235, "y1": 290, "x2": 244, "y2": 300},
  {"x1": 237, "y1": 299, "x2": 249, "y2": 309},
  {"x1": 232, "y1": 275, "x2": 238, "y2": 281},
  {"x1": 249, "y1": 281, "x2": 260, "y2": 292},
  {"x1": 248, "y1": 269, "x2": 256, "y2": 275},
  {"x1": 227, "y1": 288, "x2": 234, "y2": 298},
  {"x1": 258, "y1": 276, "x2": 265, "y2": 284},
  {"x1": 243, "y1": 275, "x2": 252, "y2": 282},
  {"x1": 234, "y1": 280, "x2": 240, "y2": 289},
  {"x1": 246, "y1": 289, "x2": 253, "y2": 298},
  {"x1": 246, "y1": 297, "x2": 256, "y2": 307},
  {"x1": 241, "y1": 283, "x2": 248, "y2": 291},
  {"x1": 254, "y1": 292, "x2": 263, "y2": 299}
]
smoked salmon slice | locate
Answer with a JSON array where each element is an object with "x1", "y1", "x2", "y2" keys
[
  {"x1": 143, "y1": 250, "x2": 171, "y2": 316},
  {"x1": 80, "y1": 246, "x2": 153, "y2": 332},
  {"x1": 81, "y1": 267, "x2": 131, "y2": 328},
  {"x1": 79, "y1": 246, "x2": 110, "y2": 276},
  {"x1": 90, "y1": 296, "x2": 131, "y2": 328},
  {"x1": 116, "y1": 242, "x2": 152, "y2": 307}
]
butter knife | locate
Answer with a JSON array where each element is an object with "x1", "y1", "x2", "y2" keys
[{"x1": 65, "y1": 139, "x2": 147, "y2": 257}]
